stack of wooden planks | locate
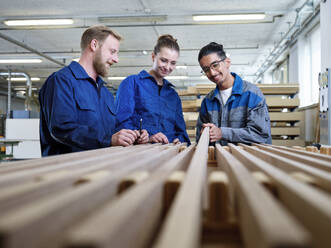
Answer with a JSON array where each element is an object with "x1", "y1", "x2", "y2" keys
[
  {"x1": 0, "y1": 128, "x2": 331, "y2": 248},
  {"x1": 179, "y1": 84, "x2": 303, "y2": 145}
]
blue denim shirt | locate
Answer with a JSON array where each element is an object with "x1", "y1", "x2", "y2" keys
[
  {"x1": 39, "y1": 61, "x2": 116, "y2": 156},
  {"x1": 115, "y1": 70, "x2": 190, "y2": 145},
  {"x1": 196, "y1": 73, "x2": 272, "y2": 145}
]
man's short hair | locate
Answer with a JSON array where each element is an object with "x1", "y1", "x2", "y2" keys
[
  {"x1": 80, "y1": 25, "x2": 122, "y2": 51},
  {"x1": 198, "y1": 42, "x2": 226, "y2": 61}
]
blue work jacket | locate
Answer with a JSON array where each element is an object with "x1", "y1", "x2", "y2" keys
[
  {"x1": 39, "y1": 61, "x2": 116, "y2": 156},
  {"x1": 196, "y1": 73, "x2": 272, "y2": 145},
  {"x1": 115, "y1": 70, "x2": 190, "y2": 145}
]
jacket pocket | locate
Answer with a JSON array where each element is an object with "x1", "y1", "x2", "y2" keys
[{"x1": 74, "y1": 93, "x2": 96, "y2": 111}]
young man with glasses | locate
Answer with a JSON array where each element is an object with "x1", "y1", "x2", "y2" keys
[{"x1": 196, "y1": 42, "x2": 272, "y2": 145}]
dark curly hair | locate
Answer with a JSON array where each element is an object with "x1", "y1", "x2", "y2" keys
[{"x1": 198, "y1": 42, "x2": 226, "y2": 61}]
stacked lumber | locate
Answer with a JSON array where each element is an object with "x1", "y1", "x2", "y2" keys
[
  {"x1": 0, "y1": 128, "x2": 331, "y2": 248},
  {"x1": 178, "y1": 84, "x2": 303, "y2": 145}
]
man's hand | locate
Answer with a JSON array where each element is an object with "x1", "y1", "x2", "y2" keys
[
  {"x1": 172, "y1": 138, "x2": 181, "y2": 145},
  {"x1": 202, "y1": 123, "x2": 222, "y2": 142},
  {"x1": 136, "y1": 129, "x2": 149, "y2": 144},
  {"x1": 111, "y1": 129, "x2": 139, "y2": 146},
  {"x1": 149, "y1": 132, "x2": 169, "y2": 144}
]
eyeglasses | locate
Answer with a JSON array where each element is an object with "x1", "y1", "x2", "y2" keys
[{"x1": 201, "y1": 57, "x2": 226, "y2": 75}]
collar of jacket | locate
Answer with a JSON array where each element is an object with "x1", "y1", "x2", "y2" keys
[
  {"x1": 138, "y1": 70, "x2": 175, "y2": 88},
  {"x1": 69, "y1": 61, "x2": 105, "y2": 86},
  {"x1": 210, "y1": 72, "x2": 243, "y2": 100}
]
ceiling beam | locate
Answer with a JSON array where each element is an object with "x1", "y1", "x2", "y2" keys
[{"x1": 0, "y1": 32, "x2": 65, "y2": 67}]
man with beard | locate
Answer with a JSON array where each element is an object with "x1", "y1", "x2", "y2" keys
[
  {"x1": 196, "y1": 42, "x2": 272, "y2": 145},
  {"x1": 39, "y1": 25, "x2": 148, "y2": 156}
]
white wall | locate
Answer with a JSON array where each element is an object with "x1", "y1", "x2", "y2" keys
[
  {"x1": 289, "y1": 42, "x2": 299, "y2": 83},
  {"x1": 321, "y1": 0, "x2": 331, "y2": 71}
]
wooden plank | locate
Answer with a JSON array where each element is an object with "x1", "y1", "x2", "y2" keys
[
  {"x1": 272, "y1": 139, "x2": 305, "y2": 146},
  {"x1": 258, "y1": 84, "x2": 299, "y2": 95},
  {"x1": 269, "y1": 112, "x2": 302, "y2": 122},
  {"x1": 178, "y1": 84, "x2": 299, "y2": 97},
  {"x1": 268, "y1": 145, "x2": 331, "y2": 163},
  {"x1": 0, "y1": 146, "x2": 180, "y2": 248},
  {"x1": 0, "y1": 146, "x2": 167, "y2": 214},
  {"x1": 271, "y1": 127, "x2": 300, "y2": 136},
  {"x1": 177, "y1": 87, "x2": 198, "y2": 96},
  {"x1": 251, "y1": 171, "x2": 277, "y2": 196},
  {"x1": 0, "y1": 145, "x2": 159, "y2": 188},
  {"x1": 0, "y1": 145, "x2": 125, "y2": 174},
  {"x1": 266, "y1": 97, "x2": 299, "y2": 108},
  {"x1": 117, "y1": 171, "x2": 149, "y2": 194},
  {"x1": 320, "y1": 146, "x2": 331, "y2": 155},
  {"x1": 208, "y1": 171, "x2": 229, "y2": 222},
  {"x1": 306, "y1": 146, "x2": 318, "y2": 153},
  {"x1": 182, "y1": 99, "x2": 202, "y2": 108},
  {"x1": 260, "y1": 144, "x2": 331, "y2": 168},
  {"x1": 229, "y1": 144, "x2": 331, "y2": 248},
  {"x1": 185, "y1": 120, "x2": 196, "y2": 127},
  {"x1": 64, "y1": 145, "x2": 195, "y2": 248},
  {"x1": 153, "y1": 127, "x2": 210, "y2": 248},
  {"x1": 241, "y1": 144, "x2": 331, "y2": 193},
  {"x1": 187, "y1": 129, "x2": 196, "y2": 137},
  {"x1": 216, "y1": 144, "x2": 310, "y2": 248},
  {"x1": 163, "y1": 171, "x2": 186, "y2": 216}
]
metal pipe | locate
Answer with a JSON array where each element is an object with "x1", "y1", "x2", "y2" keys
[
  {"x1": 254, "y1": 0, "x2": 321, "y2": 82},
  {"x1": 0, "y1": 72, "x2": 33, "y2": 111},
  {"x1": 0, "y1": 32, "x2": 65, "y2": 67}
]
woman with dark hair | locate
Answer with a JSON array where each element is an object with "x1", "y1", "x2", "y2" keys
[{"x1": 115, "y1": 34, "x2": 190, "y2": 145}]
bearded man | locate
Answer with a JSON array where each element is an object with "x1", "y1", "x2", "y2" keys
[{"x1": 39, "y1": 25, "x2": 148, "y2": 156}]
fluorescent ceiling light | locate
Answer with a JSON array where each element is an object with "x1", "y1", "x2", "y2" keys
[
  {"x1": 165, "y1": 76, "x2": 188, "y2": 80},
  {"x1": 200, "y1": 75, "x2": 208, "y2": 79},
  {"x1": 176, "y1": 66, "x2": 187, "y2": 69},
  {"x1": 6, "y1": 77, "x2": 40, "y2": 82},
  {"x1": 14, "y1": 87, "x2": 38, "y2": 91},
  {"x1": 99, "y1": 15, "x2": 167, "y2": 23},
  {"x1": 4, "y1": 19, "x2": 74, "y2": 26},
  {"x1": 0, "y1": 59, "x2": 42, "y2": 63},
  {"x1": 193, "y1": 13, "x2": 266, "y2": 22},
  {"x1": 108, "y1": 77, "x2": 126, "y2": 80},
  {"x1": 73, "y1": 58, "x2": 80, "y2": 62}
]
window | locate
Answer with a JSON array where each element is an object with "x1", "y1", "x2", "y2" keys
[{"x1": 299, "y1": 24, "x2": 320, "y2": 107}]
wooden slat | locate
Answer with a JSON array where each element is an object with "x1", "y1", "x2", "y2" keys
[
  {"x1": 0, "y1": 146, "x2": 180, "y2": 248},
  {"x1": 229, "y1": 144, "x2": 331, "y2": 248},
  {"x1": 153, "y1": 127, "x2": 210, "y2": 248},
  {"x1": 0, "y1": 145, "x2": 125, "y2": 174},
  {"x1": 187, "y1": 129, "x2": 196, "y2": 138},
  {"x1": 178, "y1": 84, "x2": 299, "y2": 96},
  {"x1": 255, "y1": 144, "x2": 331, "y2": 172},
  {"x1": 258, "y1": 84, "x2": 299, "y2": 95},
  {"x1": 269, "y1": 144, "x2": 331, "y2": 163},
  {"x1": 269, "y1": 112, "x2": 302, "y2": 122},
  {"x1": 272, "y1": 139, "x2": 305, "y2": 146},
  {"x1": 117, "y1": 171, "x2": 149, "y2": 194},
  {"x1": 216, "y1": 144, "x2": 310, "y2": 248},
  {"x1": 240, "y1": 144, "x2": 331, "y2": 193},
  {"x1": 208, "y1": 171, "x2": 229, "y2": 222},
  {"x1": 0, "y1": 145, "x2": 160, "y2": 188},
  {"x1": 320, "y1": 146, "x2": 331, "y2": 155},
  {"x1": 266, "y1": 97, "x2": 299, "y2": 108},
  {"x1": 0, "y1": 146, "x2": 167, "y2": 213},
  {"x1": 64, "y1": 145, "x2": 195, "y2": 248},
  {"x1": 271, "y1": 127, "x2": 300, "y2": 136},
  {"x1": 163, "y1": 171, "x2": 186, "y2": 216}
]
